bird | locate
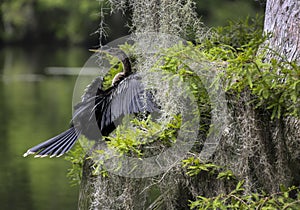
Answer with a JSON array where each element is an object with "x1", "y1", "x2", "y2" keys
[{"x1": 23, "y1": 47, "x2": 158, "y2": 158}]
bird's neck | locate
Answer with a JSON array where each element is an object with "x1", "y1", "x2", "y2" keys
[{"x1": 112, "y1": 72, "x2": 126, "y2": 86}]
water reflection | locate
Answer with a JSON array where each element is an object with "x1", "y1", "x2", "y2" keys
[{"x1": 0, "y1": 46, "x2": 91, "y2": 210}]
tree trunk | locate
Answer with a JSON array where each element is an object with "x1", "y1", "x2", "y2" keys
[
  {"x1": 264, "y1": 0, "x2": 300, "y2": 62},
  {"x1": 235, "y1": 0, "x2": 300, "y2": 191},
  {"x1": 263, "y1": 0, "x2": 300, "y2": 188}
]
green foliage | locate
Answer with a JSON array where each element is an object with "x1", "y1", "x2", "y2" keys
[
  {"x1": 155, "y1": 43, "x2": 212, "y2": 121},
  {"x1": 207, "y1": 15, "x2": 264, "y2": 50},
  {"x1": 254, "y1": 59, "x2": 300, "y2": 118},
  {"x1": 155, "y1": 16, "x2": 300, "y2": 119},
  {"x1": 211, "y1": 36, "x2": 300, "y2": 119},
  {"x1": 64, "y1": 140, "x2": 86, "y2": 186},
  {"x1": 189, "y1": 181, "x2": 300, "y2": 210},
  {"x1": 87, "y1": 115, "x2": 182, "y2": 176},
  {"x1": 200, "y1": 16, "x2": 300, "y2": 119},
  {"x1": 89, "y1": 149, "x2": 110, "y2": 177},
  {"x1": 105, "y1": 115, "x2": 181, "y2": 158},
  {"x1": 182, "y1": 157, "x2": 300, "y2": 210},
  {"x1": 182, "y1": 157, "x2": 236, "y2": 181}
]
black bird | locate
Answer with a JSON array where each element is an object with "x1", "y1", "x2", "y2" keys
[{"x1": 23, "y1": 48, "x2": 157, "y2": 158}]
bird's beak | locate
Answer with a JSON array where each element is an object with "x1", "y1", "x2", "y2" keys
[{"x1": 89, "y1": 49, "x2": 100, "y2": 53}]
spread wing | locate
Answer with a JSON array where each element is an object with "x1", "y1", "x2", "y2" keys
[
  {"x1": 23, "y1": 74, "x2": 158, "y2": 158},
  {"x1": 71, "y1": 76, "x2": 104, "y2": 139},
  {"x1": 73, "y1": 76, "x2": 103, "y2": 120},
  {"x1": 23, "y1": 77, "x2": 104, "y2": 158},
  {"x1": 95, "y1": 73, "x2": 158, "y2": 136},
  {"x1": 71, "y1": 74, "x2": 158, "y2": 138}
]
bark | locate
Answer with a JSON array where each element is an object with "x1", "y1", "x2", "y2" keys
[
  {"x1": 264, "y1": 0, "x2": 300, "y2": 62},
  {"x1": 263, "y1": 0, "x2": 300, "y2": 187}
]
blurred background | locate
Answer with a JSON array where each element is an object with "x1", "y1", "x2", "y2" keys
[{"x1": 0, "y1": 0, "x2": 265, "y2": 209}]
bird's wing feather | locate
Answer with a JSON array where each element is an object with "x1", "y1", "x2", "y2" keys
[
  {"x1": 72, "y1": 76, "x2": 103, "y2": 121},
  {"x1": 95, "y1": 74, "x2": 158, "y2": 136},
  {"x1": 23, "y1": 77, "x2": 104, "y2": 158},
  {"x1": 81, "y1": 76, "x2": 104, "y2": 102},
  {"x1": 23, "y1": 126, "x2": 80, "y2": 158}
]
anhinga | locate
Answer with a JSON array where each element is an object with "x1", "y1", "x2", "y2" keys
[{"x1": 23, "y1": 47, "x2": 157, "y2": 158}]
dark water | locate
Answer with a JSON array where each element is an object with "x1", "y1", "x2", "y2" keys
[{"x1": 0, "y1": 46, "x2": 91, "y2": 210}]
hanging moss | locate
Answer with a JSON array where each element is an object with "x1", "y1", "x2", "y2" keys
[{"x1": 64, "y1": 1, "x2": 300, "y2": 209}]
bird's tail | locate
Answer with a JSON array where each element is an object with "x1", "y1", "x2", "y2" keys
[{"x1": 23, "y1": 126, "x2": 80, "y2": 158}]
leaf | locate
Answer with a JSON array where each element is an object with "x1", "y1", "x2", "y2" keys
[
  {"x1": 262, "y1": 89, "x2": 270, "y2": 99},
  {"x1": 279, "y1": 184, "x2": 288, "y2": 192},
  {"x1": 291, "y1": 80, "x2": 300, "y2": 89},
  {"x1": 236, "y1": 180, "x2": 245, "y2": 191},
  {"x1": 217, "y1": 170, "x2": 235, "y2": 180},
  {"x1": 291, "y1": 91, "x2": 298, "y2": 103},
  {"x1": 271, "y1": 106, "x2": 278, "y2": 119}
]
